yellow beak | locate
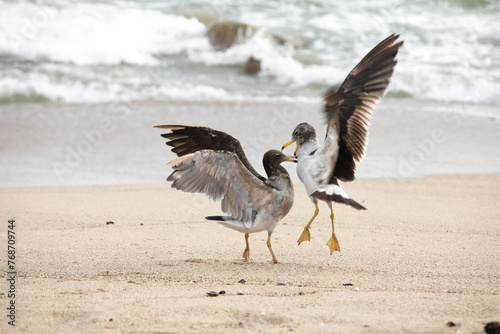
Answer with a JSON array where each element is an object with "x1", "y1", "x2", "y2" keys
[{"x1": 281, "y1": 140, "x2": 299, "y2": 157}]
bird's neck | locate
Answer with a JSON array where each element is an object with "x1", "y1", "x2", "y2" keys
[
  {"x1": 264, "y1": 165, "x2": 292, "y2": 191},
  {"x1": 297, "y1": 139, "x2": 319, "y2": 158},
  {"x1": 264, "y1": 163, "x2": 288, "y2": 179}
]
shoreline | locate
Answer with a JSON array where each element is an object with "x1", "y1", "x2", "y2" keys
[
  {"x1": 1, "y1": 99, "x2": 500, "y2": 188},
  {"x1": 1, "y1": 174, "x2": 499, "y2": 333},
  {"x1": 0, "y1": 169, "x2": 499, "y2": 189}
]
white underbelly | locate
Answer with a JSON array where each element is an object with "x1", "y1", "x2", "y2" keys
[{"x1": 297, "y1": 157, "x2": 325, "y2": 195}]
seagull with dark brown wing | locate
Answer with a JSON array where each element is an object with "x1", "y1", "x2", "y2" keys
[
  {"x1": 156, "y1": 125, "x2": 296, "y2": 263},
  {"x1": 282, "y1": 34, "x2": 404, "y2": 254}
]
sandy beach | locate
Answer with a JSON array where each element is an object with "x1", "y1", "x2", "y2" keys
[
  {"x1": 2, "y1": 1, "x2": 500, "y2": 332},
  {"x1": 1, "y1": 174, "x2": 499, "y2": 333}
]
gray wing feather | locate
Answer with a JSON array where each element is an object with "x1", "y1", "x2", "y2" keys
[
  {"x1": 324, "y1": 34, "x2": 404, "y2": 182},
  {"x1": 166, "y1": 150, "x2": 272, "y2": 221}
]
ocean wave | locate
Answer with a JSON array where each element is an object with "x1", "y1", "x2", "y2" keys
[
  {"x1": 0, "y1": 0, "x2": 498, "y2": 105},
  {"x1": 0, "y1": 70, "x2": 320, "y2": 104},
  {"x1": 3, "y1": 65, "x2": 497, "y2": 108},
  {"x1": 0, "y1": 60, "x2": 498, "y2": 105}
]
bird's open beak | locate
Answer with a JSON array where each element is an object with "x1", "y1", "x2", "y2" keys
[
  {"x1": 281, "y1": 140, "x2": 299, "y2": 157},
  {"x1": 284, "y1": 155, "x2": 298, "y2": 163}
]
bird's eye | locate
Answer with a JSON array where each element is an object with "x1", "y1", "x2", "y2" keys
[{"x1": 293, "y1": 130, "x2": 298, "y2": 135}]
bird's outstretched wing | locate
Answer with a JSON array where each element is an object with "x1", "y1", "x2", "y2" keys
[
  {"x1": 165, "y1": 150, "x2": 273, "y2": 222},
  {"x1": 323, "y1": 34, "x2": 404, "y2": 182},
  {"x1": 155, "y1": 125, "x2": 263, "y2": 180}
]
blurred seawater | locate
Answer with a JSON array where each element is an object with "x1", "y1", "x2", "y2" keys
[{"x1": 0, "y1": 0, "x2": 499, "y2": 105}]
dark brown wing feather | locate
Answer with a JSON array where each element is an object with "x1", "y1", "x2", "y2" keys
[
  {"x1": 324, "y1": 34, "x2": 404, "y2": 182},
  {"x1": 155, "y1": 125, "x2": 264, "y2": 180}
]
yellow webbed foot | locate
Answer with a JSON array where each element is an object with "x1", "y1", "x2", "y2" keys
[
  {"x1": 243, "y1": 248, "x2": 250, "y2": 261},
  {"x1": 297, "y1": 228, "x2": 311, "y2": 245},
  {"x1": 270, "y1": 253, "x2": 280, "y2": 264},
  {"x1": 267, "y1": 235, "x2": 280, "y2": 264},
  {"x1": 326, "y1": 234, "x2": 341, "y2": 254},
  {"x1": 298, "y1": 204, "x2": 319, "y2": 246}
]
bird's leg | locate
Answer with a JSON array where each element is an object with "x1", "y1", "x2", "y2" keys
[
  {"x1": 243, "y1": 233, "x2": 250, "y2": 261},
  {"x1": 326, "y1": 207, "x2": 341, "y2": 254},
  {"x1": 266, "y1": 234, "x2": 279, "y2": 264},
  {"x1": 298, "y1": 204, "x2": 319, "y2": 245}
]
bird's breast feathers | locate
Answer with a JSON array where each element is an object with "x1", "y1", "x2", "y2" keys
[{"x1": 297, "y1": 154, "x2": 334, "y2": 193}]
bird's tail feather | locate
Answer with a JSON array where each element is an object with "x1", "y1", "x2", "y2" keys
[
  {"x1": 205, "y1": 216, "x2": 225, "y2": 221},
  {"x1": 205, "y1": 216, "x2": 250, "y2": 232},
  {"x1": 311, "y1": 191, "x2": 366, "y2": 210}
]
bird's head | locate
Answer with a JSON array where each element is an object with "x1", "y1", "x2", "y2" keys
[
  {"x1": 281, "y1": 122, "x2": 317, "y2": 156},
  {"x1": 263, "y1": 150, "x2": 297, "y2": 178},
  {"x1": 263, "y1": 150, "x2": 297, "y2": 166}
]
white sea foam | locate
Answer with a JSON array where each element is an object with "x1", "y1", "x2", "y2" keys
[{"x1": 0, "y1": 2, "x2": 205, "y2": 65}]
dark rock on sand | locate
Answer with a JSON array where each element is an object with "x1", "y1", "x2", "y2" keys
[
  {"x1": 485, "y1": 322, "x2": 500, "y2": 334},
  {"x1": 207, "y1": 291, "x2": 219, "y2": 297}
]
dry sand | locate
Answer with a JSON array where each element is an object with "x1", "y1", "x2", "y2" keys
[{"x1": 1, "y1": 174, "x2": 499, "y2": 333}]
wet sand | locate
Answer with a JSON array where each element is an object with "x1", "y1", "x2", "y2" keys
[
  {"x1": 1, "y1": 99, "x2": 500, "y2": 188},
  {"x1": 1, "y1": 174, "x2": 499, "y2": 333}
]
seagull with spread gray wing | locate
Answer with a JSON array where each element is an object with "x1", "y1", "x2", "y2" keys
[
  {"x1": 156, "y1": 125, "x2": 296, "y2": 263},
  {"x1": 282, "y1": 34, "x2": 404, "y2": 254}
]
